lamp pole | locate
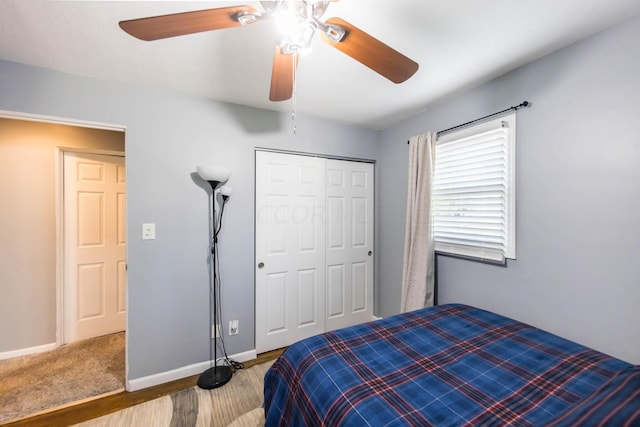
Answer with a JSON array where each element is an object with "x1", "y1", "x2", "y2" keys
[{"x1": 197, "y1": 180, "x2": 232, "y2": 389}]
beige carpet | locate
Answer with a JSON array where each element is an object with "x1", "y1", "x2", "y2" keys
[
  {"x1": 74, "y1": 361, "x2": 274, "y2": 427},
  {"x1": 0, "y1": 332, "x2": 125, "y2": 424}
]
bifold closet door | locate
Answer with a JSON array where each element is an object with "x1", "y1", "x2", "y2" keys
[{"x1": 255, "y1": 151, "x2": 326, "y2": 353}]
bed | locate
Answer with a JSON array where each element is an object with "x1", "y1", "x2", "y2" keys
[{"x1": 263, "y1": 304, "x2": 640, "y2": 426}]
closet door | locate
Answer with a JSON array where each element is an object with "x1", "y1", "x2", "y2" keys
[
  {"x1": 255, "y1": 151, "x2": 326, "y2": 353},
  {"x1": 325, "y1": 160, "x2": 374, "y2": 331}
]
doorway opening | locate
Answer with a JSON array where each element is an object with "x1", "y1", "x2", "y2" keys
[{"x1": 0, "y1": 112, "x2": 127, "y2": 422}]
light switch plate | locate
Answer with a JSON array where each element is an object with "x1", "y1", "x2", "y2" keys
[{"x1": 142, "y1": 223, "x2": 156, "y2": 240}]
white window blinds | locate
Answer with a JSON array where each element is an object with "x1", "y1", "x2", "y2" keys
[{"x1": 432, "y1": 114, "x2": 516, "y2": 262}]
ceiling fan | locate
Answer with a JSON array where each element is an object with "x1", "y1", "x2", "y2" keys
[{"x1": 119, "y1": 1, "x2": 419, "y2": 102}]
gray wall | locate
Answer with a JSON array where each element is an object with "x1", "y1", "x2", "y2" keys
[
  {"x1": 3, "y1": 9, "x2": 638, "y2": 379},
  {"x1": 378, "y1": 14, "x2": 640, "y2": 364},
  {"x1": 0, "y1": 60, "x2": 378, "y2": 378}
]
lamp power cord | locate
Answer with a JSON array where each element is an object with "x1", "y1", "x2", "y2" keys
[{"x1": 212, "y1": 195, "x2": 244, "y2": 372}]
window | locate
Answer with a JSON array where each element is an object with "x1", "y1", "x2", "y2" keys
[{"x1": 432, "y1": 113, "x2": 516, "y2": 263}]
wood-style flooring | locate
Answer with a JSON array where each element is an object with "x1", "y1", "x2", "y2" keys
[{"x1": 4, "y1": 349, "x2": 284, "y2": 427}]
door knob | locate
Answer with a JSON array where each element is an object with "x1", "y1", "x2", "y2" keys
[
  {"x1": 368, "y1": 251, "x2": 372, "y2": 256},
  {"x1": 258, "y1": 262, "x2": 265, "y2": 269}
]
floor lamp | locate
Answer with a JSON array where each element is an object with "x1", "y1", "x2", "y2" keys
[{"x1": 196, "y1": 165, "x2": 232, "y2": 389}]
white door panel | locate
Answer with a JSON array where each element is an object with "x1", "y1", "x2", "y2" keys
[
  {"x1": 64, "y1": 152, "x2": 126, "y2": 343},
  {"x1": 325, "y1": 159, "x2": 374, "y2": 331},
  {"x1": 256, "y1": 151, "x2": 326, "y2": 353}
]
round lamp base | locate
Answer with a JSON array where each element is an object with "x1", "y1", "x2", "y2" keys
[{"x1": 197, "y1": 365, "x2": 233, "y2": 389}]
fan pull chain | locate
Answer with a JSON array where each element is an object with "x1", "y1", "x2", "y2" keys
[{"x1": 292, "y1": 51, "x2": 298, "y2": 135}]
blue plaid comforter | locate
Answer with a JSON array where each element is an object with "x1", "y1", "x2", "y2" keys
[{"x1": 264, "y1": 304, "x2": 634, "y2": 426}]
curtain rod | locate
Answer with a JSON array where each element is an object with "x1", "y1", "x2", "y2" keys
[{"x1": 407, "y1": 100, "x2": 530, "y2": 144}]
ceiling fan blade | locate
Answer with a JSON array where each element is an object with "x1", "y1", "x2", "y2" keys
[
  {"x1": 270, "y1": 46, "x2": 299, "y2": 102},
  {"x1": 320, "y1": 17, "x2": 418, "y2": 83},
  {"x1": 119, "y1": 5, "x2": 259, "y2": 41}
]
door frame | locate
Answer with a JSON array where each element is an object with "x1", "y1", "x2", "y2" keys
[
  {"x1": 58, "y1": 148, "x2": 126, "y2": 345},
  {"x1": 255, "y1": 147, "x2": 376, "y2": 165},
  {"x1": 0, "y1": 109, "x2": 126, "y2": 352},
  {"x1": 253, "y1": 148, "x2": 376, "y2": 352}
]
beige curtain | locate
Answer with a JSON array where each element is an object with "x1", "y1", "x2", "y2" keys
[{"x1": 401, "y1": 132, "x2": 437, "y2": 312}]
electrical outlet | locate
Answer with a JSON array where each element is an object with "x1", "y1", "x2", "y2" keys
[
  {"x1": 212, "y1": 324, "x2": 221, "y2": 338},
  {"x1": 229, "y1": 320, "x2": 239, "y2": 336}
]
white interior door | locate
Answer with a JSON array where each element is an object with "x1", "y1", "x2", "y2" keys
[
  {"x1": 325, "y1": 160, "x2": 374, "y2": 331},
  {"x1": 255, "y1": 151, "x2": 326, "y2": 353},
  {"x1": 63, "y1": 152, "x2": 126, "y2": 344}
]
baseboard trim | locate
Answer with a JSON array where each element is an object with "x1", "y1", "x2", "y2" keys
[
  {"x1": 126, "y1": 349, "x2": 257, "y2": 392},
  {"x1": 0, "y1": 342, "x2": 57, "y2": 360}
]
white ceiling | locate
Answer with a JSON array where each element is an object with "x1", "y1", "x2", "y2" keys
[{"x1": 1, "y1": 0, "x2": 639, "y2": 129}]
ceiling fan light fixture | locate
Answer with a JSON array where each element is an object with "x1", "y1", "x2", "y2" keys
[
  {"x1": 276, "y1": 8, "x2": 302, "y2": 36},
  {"x1": 280, "y1": 24, "x2": 315, "y2": 55}
]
